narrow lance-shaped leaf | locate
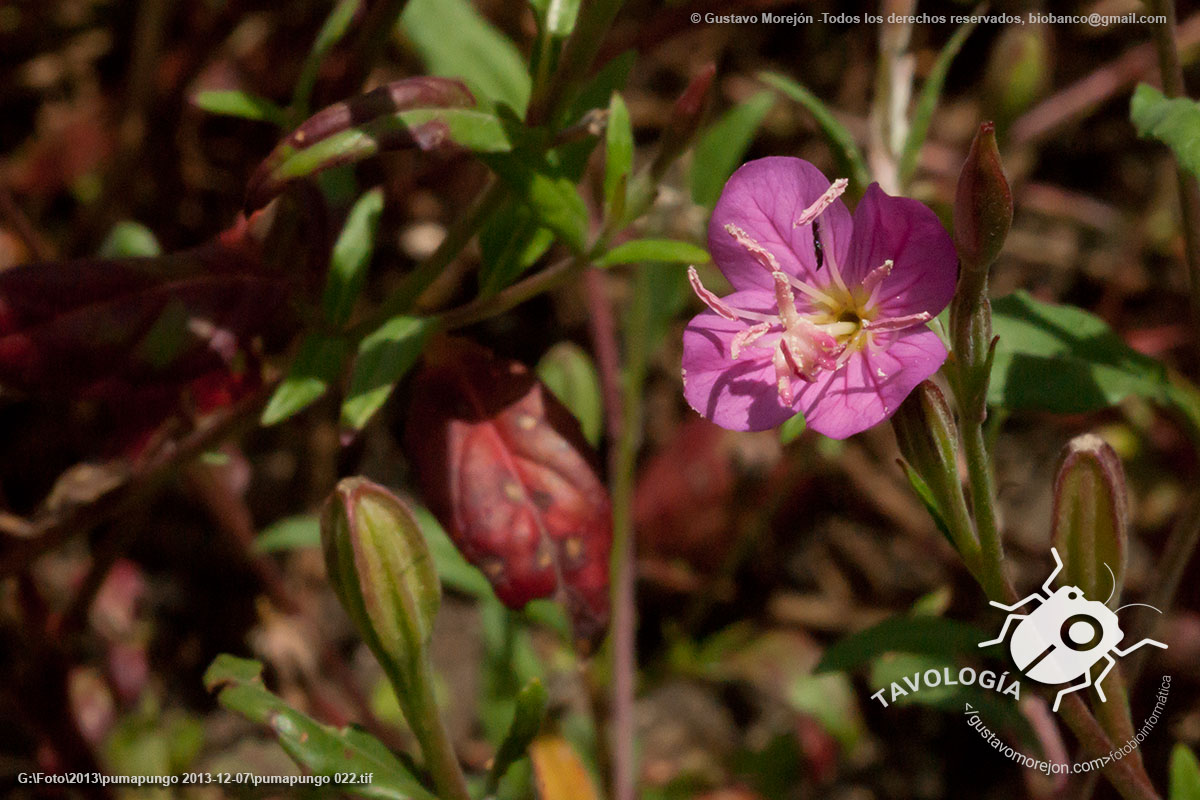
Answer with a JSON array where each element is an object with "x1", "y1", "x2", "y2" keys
[
  {"x1": 898, "y1": 11, "x2": 980, "y2": 189},
  {"x1": 403, "y1": 337, "x2": 612, "y2": 647},
  {"x1": 400, "y1": 0, "x2": 532, "y2": 114},
  {"x1": 690, "y1": 91, "x2": 775, "y2": 208},
  {"x1": 293, "y1": 0, "x2": 362, "y2": 115},
  {"x1": 759, "y1": 71, "x2": 870, "y2": 194},
  {"x1": 341, "y1": 315, "x2": 435, "y2": 431},
  {"x1": 324, "y1": 188, "x2": 385, "y2": 326},
  {"x1": 1051, "y1": 434, "x2": 1128, "y2": 604},
  {"x1": 261, "y1": 333, "x2": 350, "y2": 425},
  {"x1": 604, "y1": 92, "x2": 633, "y2": 219},
  {"x1": 193, "y1": 90, "x2": 288, "y2": 126},
  {"x1": 204, "y1": 654, "x2": 437, "y2": 800},
  {"x1": 485, "y1": 678, "x2": 549, "y2": 794},
  {"x1": 246, "y1": 78, "x2": 511, "y2": 210},
  {"x1": 593, "y1": 238, "x2": 709, "y2": 268}
]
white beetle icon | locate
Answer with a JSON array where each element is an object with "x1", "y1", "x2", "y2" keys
[{"x1": 979, "y1": 548, "x2": 1167, "y2": 712}]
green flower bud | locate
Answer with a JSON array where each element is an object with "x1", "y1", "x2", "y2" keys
[
  {"x1": 893, "y1": 380, "x2": 960, "y2": 501},
  {"x1": 1051, "y1": 434, "x2": 1128, "y2": 604},
  {"x1": 320, "y1": 478, "x2": 440, "y2": 702}
]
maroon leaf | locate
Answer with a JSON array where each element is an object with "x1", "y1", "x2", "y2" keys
[
  {"x1": 404, "y1": 337, "x2": 611, "y2": 645},
  {"x1": 0, "y1": 210, "x2": 291, "y2": 396}
]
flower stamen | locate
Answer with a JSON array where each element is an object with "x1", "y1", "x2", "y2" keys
[{"x1": 793, "y1": 178, "x2": 849, "y2": 228}]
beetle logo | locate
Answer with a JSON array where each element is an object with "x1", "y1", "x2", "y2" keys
[{"x1": 979, "y1": 548, "x2": 1167, "y2": 712}]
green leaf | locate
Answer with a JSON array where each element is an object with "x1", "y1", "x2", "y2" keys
[
  {"x1": 478, "y1": 200, "x2": 555, "y2": 296},
  {"x1": 899, "y1": 13, "x2": 979, "y2": 188},
  {"x1": 530, "y1": 0, "x2": 582, "y2": 39},
  {"x1": 294, "y1": 0, "x2": 361, "y2": 114},
  {"x1": 99, "y1": 221, "x2": 161, "y2": 258},
  {"x1": 483, "y1": 153, "x2": 590, "y2": 254},
  {"x1": 408, "y1": 501, "x2": 494, "y2": 599},
  {"x1": 204, "y1": 654, "x2": 437, "y2": 800},
  {"x1": 898, "y1": 461, "x2": 955, "y2": 550},
  {"x1": 1132, "y1": 84, "x2": 1200, "y2": 181},
  {"x1": 604, "y1": 92, "x2": 633, "y2": 217},
  {"x1": 401, "y1": 0, "x2": 531, "y2": 113},
  {"x1": 262, "y1": 334, "x2": 350, "y2": 425},
  {"x1": 690, "y1": 91, "x2": 774, "y2": 208},
  {"x1": 990, "y1": 291, "x2": 1172, "y2": 413},
  {"x1": 486, "y1": 679, "x2": 549, "y2": 794},
  {"x1": 594, "y1": 238, "x2": 709, "y2": 268},
  {"x1": 342, "y1": 316, "x2": 435, "y2": 430},
  {"x1": 270, "y1": 108, "x2": 514, "y2": 192},
  {"x1": 779, "y1": 411, "x2": 806, "y2": 443},
  {"x1": 255, "y1": 514, "x2": 321, "y2": 553},
  {"x1": 537, "y1": 342, "x2": 603, "y2": 446},
  {"x1": 193, "y1": 90, "x2": 286, "y2": 126},
  {"x1": 816, "y1": 616, "x2": 998, "y2": 674},
  {"x1": 1171, "y1": 744, "x2": 1200, "y2": 800},
  {"x1": 324, "y1": 188, "x2": 385, "y2": 326},
  {"x1": 759, "y1": 72, "x2": 870, "y2": 194}
]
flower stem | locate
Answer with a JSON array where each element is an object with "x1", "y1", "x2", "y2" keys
[
  {"x1": 961, "y1": 417, "x2": 1008, "y2": 601},
  {"x1": 393, "y1": 654, "x2": 473, "y2": 800}
]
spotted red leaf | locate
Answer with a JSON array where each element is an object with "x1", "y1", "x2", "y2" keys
[{"x1": 404, "y1": 337, "x2": 611, "y2": 645}]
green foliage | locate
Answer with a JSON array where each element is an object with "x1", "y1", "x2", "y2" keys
[
  {"x1": 537, "y1": 342, "x2": 603, "y2": 446},
  {"x1": 899, "y1": 14, "x2": 979, "y2": 188},
  {"x1": 594, "y1": 238, "x2": 709, "y2": 268},
  {"x1": 262, "y1": 334, "x2": 350, "y2": 425},
  {"x1": 408, "y1": 501, "x2": 494, "y2": 599},
  {"x1": 193, "y1": 90, "x2": 287, "y2": 126},
  {"x1": 254, "y1": 514, "x2": 321, "y2": 552},
  {"x1": 759, "y1": 72, "x2": 870, "y2": 193},
  {"x1": 816, "y1": 616, "x2": 999, "y2": 673},
  {"x1": 1131, "y1": 84, "x2": 1200, "y2": 181},
  {"x1": 342, "y1": 316, "x2": 436, "y2": 430},
  {"x1": 483, "y1": 152, "x2": 591, "y2": 254},
  {"x1": 778, "y1": 411, "x2": 806, "y2": 444},
  {"x1": 1171, "y1": 744, "x2": 1200, "y2": 800},
  {"x1": 990, "y1": 291, "x2": 1172, "y2": 413},
  {"x1": 293, "y1": 0, "x2": 360, "y2": 114},
  {"x1": 324, "y1": 188, "x2": 385, "y2": 327},
  {"x1": 486, "y1": 679, "x2": 549, "y2": 794},
  {"x1": 204, "y1": 655, "x2": 436, "y2": 800},
  {"x1": 690, "y1": 91, "x2": 774, "y2": 208},
  {"x1": 478, "y1": 201, "x2": 555, "y2": 296},
  {"x1": 604, "y1": 92, "x2": 633, "y2": 219},
  {"x1": 99, "y1": 221, "x2": 161, "y2": 258},
  {"x1": 401, "y1": 0, "x2": 532, "y2": 113}
]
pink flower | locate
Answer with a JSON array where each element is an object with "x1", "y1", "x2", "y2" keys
[{"x1": 682, "y1": 157, "x2": 957, "y2": 439}]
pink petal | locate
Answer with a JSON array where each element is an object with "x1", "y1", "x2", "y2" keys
[
  {"x1": 794, "y1": 328, "x2": 947, "y2": 439},
  {"x1": 842, "y1": 183, "x2": 957, "y2": 319},
  {"x1": 681, "y1": 289, "x2": 796, "y2": 432},
  {"x1": 709, "y1": 157, "x2": 853, "y2": 292}
]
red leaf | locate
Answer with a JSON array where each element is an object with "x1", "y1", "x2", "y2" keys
[
  {"x1": 404, "y1": 337, "x2": 611, "y2": 645},
  {"x1": 0, "y1": 211, "x2": 290, "y2": 396}
]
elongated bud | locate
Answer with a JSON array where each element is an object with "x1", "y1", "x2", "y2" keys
[
  {"x1": 954, "y1": 122, "x2": 1013, "y2": 279},
  {"x1": 893, "y1": 381, "x2": 960, "y2": 500},
  {"x1": 320, "y1": 478, "x2": 440, "y2": 701},
  {"x1": 1051, "y1": 434, "x2": 1128, "y2": 604}
]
